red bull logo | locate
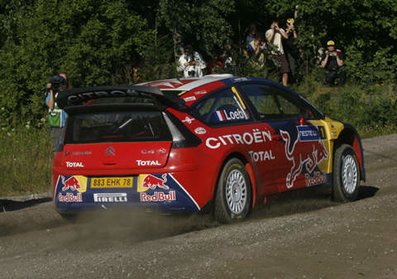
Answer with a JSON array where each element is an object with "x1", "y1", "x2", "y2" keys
[
  {"x1": 57, "y1": 175, "x2": 87, "y2": 203},
  {"x1": 61, "y1": 176, "x2": 81, "y2": 192},
  {"x1": 140, "y1": 191, "x2": 176, "y2": 202},
  {"x1": 58, "y1": 192, "x2": 82, "y2": 203},
  {"x1": 281, "y1": 128, "x2": 328, "y2": 189},
  {"x1": 142, "y1": 174, "x2": 169, "y2": 190},
  {"x1": 138, "y1": 173, "x2": 178, "y2": 203},
  {"x1": 305, "y1": 171, "x2": 327, "y2": 187}
]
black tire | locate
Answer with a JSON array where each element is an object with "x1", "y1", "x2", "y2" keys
[
  {"x1": 214, "y1": 158, "x2": 252, "y2": 223},
  {"x1": 333, "y1": 144, "x2": 360, "y2": 202}
]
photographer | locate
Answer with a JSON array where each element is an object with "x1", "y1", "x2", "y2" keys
[
  {"x1": 177, "y1": 45, "x2": 206, "y2": 78},
  {"x1": 45, "y1": 71, "x2": 71, "y2": 151},
  {"x1": 265, "y1": 20, "x2": 290, "y2": 86},
  {"x1": 320, "y1": 40, "x2": 346, "y2": 86}
]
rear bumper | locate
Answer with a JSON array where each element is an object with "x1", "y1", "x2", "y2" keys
[{"x1": 53, "y1": 172, "x2": 203, "y2": 214}]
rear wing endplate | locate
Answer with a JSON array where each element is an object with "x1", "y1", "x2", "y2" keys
[{"x1": 56, "y1": 85, "x2": 187, "y2": 110}]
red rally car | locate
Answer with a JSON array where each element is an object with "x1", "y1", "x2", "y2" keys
[{"x1": 52, "y1": 74, "x2": 365, "y2": 223}]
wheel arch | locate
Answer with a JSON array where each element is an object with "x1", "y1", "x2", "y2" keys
[
  {"x1": 212, "y1": 152, "x2": 257, "y2": 211},
  {"x1": 334, "y1": 124, "x2": 366, "y2": 181}
]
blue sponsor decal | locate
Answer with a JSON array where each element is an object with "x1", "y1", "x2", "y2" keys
[{"x1": 297, "y1": 125, "x2": 321, "y2": 141}]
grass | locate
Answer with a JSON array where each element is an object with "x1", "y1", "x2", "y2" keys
[
  {"x1": 0, "y1": 80, "x2": 395, "y2": 196},
  {"x1": 295, "y1": 76, "x2": 397, "y2": 137},
  {"x1": 0, "y1": 127, "x2": 52, "y2": 196}
]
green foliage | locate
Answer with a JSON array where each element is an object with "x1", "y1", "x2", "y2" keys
[
  {"x1": 0, "y1": 0, "x2": 153, "y2": 127},
  {"x1": 297, "y1": 74, "x2": 397, "y2": 134},
  {"x1": 158, "y1": 0, "x2": 235, "y2": 52},
  {"x1": 345, "y1": 47, "x2": 397, "y2": 83},
  {"x1": 0, "y1": 0, "x2": 396, "y2": 129}
]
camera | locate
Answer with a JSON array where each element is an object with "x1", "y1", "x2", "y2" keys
[{"x1": 48, "y1": 75, "x2": 66, "y2": 92}]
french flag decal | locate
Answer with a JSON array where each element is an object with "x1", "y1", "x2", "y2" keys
[{"x1": 216, "y1": 110, "x2": 226, "y2": 121}]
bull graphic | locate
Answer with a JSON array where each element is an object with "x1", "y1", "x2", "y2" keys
[
  {"x1": 280, "y1": 129, "x2": 328, "y2": 189},
  {"x1": 142, "y1": 174, "x2": 169, "y2": 190},
  {"x1": 61, "y1": 176, "x2": 81, "y2": 192}
]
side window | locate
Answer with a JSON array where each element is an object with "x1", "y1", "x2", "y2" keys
[
  {"x1": 242, "y1": 84, "x2": 315, "y2": 120},
  {"x1": 242, "y1": 85, "x2": 280, "y2": 119},
  {"x1": 193, "y1": 87, "x2": 251, "y2": 125},
  {"x1": 276, "y1": 94, "x2": 301, "y2": 117}
]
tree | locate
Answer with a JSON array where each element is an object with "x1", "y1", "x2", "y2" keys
[
  {"x1": 158, "y1": 0, "x2": 235, "y2": 55},
  {"x1": 0, "y1": 0, "x2": 153, "y2": 127}
]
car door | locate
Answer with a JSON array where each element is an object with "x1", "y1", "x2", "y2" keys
[
  {"x1": 191, "y1": 85, "x2": 277, "y2": 197},
  {"x1": 239, "y1": 83, "x2": 329, "y2": 193}
]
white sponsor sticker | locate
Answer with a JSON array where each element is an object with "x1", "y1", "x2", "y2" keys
[
  {"x1": 66, "y1": 161, "x2": 84, "y2": 168},
  {"x1": 183, "y1": 96, "x2": 196, "y2": 102},
  {"x1": 194, "y1": 127, "x2": 207, "y2": 135},
  {"x1": 136, "y1": 160, "x2": 161, "y2": 166},
  {"x1": 93, "y1": 193, "x2": 128, "y2": 203},
  {"x1": 182, "y1": 116, "x2": 195, "y2": 124}
]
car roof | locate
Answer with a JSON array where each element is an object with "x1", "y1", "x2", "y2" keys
[
  {"x1": 137, "y1": 75, "x2": 299, "y2": 106},
  {"x1": 138, "y1": 75, "x2": 323, "y2": 118},
  {"x1": 137, "y1": 74, "x2": 235, "y2": 91},
  {"x1": 57, "y1": 75, "x2": 306, "y2": 111}
]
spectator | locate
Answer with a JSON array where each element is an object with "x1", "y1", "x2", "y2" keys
[
  {"x1": 45, "y1": 71, "x2": 71, "y2": 151},
  {"x1": 245, "y1": 23, "x2": 257, "y2": 55},
  {"x1": 130, "y1": 64, "x2": 142, "y2": 84},
  {"x1": 283, "y1": 18, "x2": 300, "y2": 83},
  {"x1": 248, "y1": 34, "x2": 268, "y2": 77},
  {"x1": 320, "y1": 40, "x2": 346, "y2": 86},
  {"x1": 217, "y1": 42, "x2": 236, "y2": 74},
  {"x1": 265, "y1": 20, "x2": 290, "y2": 86},
  {"x1": 177, "y1": 45, "x2": 206, "y2": 78}
]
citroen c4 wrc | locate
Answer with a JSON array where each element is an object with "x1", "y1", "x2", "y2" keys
[{"x1": 52, "y1": 74, "x2": 365, "y2": 223}]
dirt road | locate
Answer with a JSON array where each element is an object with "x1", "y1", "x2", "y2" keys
[{"x1": 0, "y1": 134, "x2": 396, "y2": 279}]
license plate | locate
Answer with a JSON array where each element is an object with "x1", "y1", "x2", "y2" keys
[{"x1": 90, "y1": 177, "x2": 133, "y2": 189}]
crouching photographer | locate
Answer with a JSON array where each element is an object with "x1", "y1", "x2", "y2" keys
[
  {"x1": 320, "y1": 40, "x2": 346, "y2": 86},
  {"x1": 45, "y1": 71, "x2": 71, "y2": 151}
]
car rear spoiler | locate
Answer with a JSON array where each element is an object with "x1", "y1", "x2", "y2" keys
[{"x1": 56, "y1": 85, "x2": 188, "y2": 110}]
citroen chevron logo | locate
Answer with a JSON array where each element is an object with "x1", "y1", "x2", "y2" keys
[{"x1": 105, "y1": 146, "x2": 116, "y2": 156}]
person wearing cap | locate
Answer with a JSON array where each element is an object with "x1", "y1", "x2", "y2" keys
[
  {"x1": 320, "y1": 40, "x2": 346, "y2": 86},
  {"x1": 283, "y1": 18, "x2": 299, "y2": 83}
]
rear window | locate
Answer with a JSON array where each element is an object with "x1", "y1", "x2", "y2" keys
[{"x1": 65, "y1": 111, "x2": 172, "y2": 144}]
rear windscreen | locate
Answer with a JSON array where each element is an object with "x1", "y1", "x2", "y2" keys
[{"x1": 65, "y1": 111, "x2": 172, "y2": 144}]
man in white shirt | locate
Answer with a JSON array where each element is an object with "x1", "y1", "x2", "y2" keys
[
  {"x1": 177, "y1": 45, "x2": 207, "y2": 78},
  {"x1": 265, "y1": 21, "x2": 290, "y2": 86}
]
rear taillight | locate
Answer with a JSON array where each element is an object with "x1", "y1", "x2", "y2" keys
[{"x1": 163, "y1": 112, "x2": 201, "y2": 148}]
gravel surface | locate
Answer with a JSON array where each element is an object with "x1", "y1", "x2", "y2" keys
[{"x1": 0, "y1": 134, "x2": 396, "y2": 279}]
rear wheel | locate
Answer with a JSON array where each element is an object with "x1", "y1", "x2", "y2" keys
[
  {"x1": 214, "y1": 158, "x2": 251, "y2": 223},
  {"x1": 333, "y1": 144, "x2": 360, "y2": 202}
]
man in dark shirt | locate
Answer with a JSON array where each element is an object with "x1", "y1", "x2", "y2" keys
[
  {"x1": 283, "y1": 18, "x2": 299, "y2": 84},
  {"x1": 320, "y1": 40, "x2": 346, "y2": 86}
]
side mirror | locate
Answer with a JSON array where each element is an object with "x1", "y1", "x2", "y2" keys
[{"x1": 299, "y1": 115, "x2": 305, "y2": 126}]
